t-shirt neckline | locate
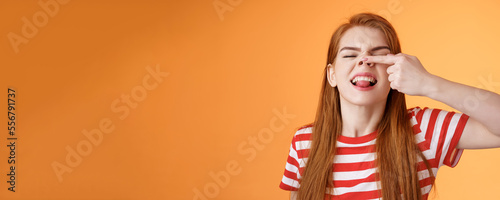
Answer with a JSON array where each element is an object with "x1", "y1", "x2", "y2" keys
[{"x1": 338, "y1": 130, "x2": 378, "y2": 144}]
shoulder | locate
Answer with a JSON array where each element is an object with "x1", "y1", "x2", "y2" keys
[
  {"x1": 288, "y1": 123, "x2": 313, "y2": 149},
  {"x1": 407, "y1": 106, "x2": 465, "y2": 123},
  {"x1": 296, "y1": 123, "x2": 313, "y2": 133},
  {"x1": 407, "y1": 106, "x2": 469, "y2": 140},
  {"x1": 407, "y1": 106, "x2": 434, "y2": 117},
  {"x1": 407, "y1": 106, "x2": 447, "y2": 123},
  {"x1": 293, "y1": 123, "x2": 313, "y2": 139}
]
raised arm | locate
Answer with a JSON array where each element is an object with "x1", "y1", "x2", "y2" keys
[{"x1": 365, "y1": 54, "x2": 500, "y2": 149}]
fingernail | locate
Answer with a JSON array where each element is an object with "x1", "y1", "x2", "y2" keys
[{"x1": 361, "y1": 57, "x2": 368, "y2": 61}]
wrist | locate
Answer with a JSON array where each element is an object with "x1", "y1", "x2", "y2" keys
[{"x1": 421, "y1": 74, "x2": 442, "y2": 98}]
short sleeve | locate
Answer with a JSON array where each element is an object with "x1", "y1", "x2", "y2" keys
[
  {"x1": 409, "y1": 107, "x2": 469, "y2": 168},
  {"x1": 279, "y1": 125, "x2": 312, "y2": 191}
]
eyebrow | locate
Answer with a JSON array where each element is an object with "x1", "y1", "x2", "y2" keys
[{"x1": 339, "y1": 46, "x2": 391, "y2": 52}]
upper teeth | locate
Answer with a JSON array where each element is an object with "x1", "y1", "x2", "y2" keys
[{"x1": 351, "y1": 76, "x2": 376, "y2": 84}]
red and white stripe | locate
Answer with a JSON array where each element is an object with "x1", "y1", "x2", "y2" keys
[{"x1": 279, "y1": 107, "x2": 469, "y2": 199}]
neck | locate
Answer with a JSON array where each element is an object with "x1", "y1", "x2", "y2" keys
[{"x1": 339, "y1": 99, "x2": 386, "y2": 138}]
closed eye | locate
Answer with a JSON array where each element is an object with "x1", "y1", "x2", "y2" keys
[
  {"x1": 343, "y1": 55, "x2": 357, "y2": 58},
  {"x1": 372, "y1": 51, "x2": 390, "y2": 56}
]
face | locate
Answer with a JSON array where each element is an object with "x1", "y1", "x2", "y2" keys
[{"x1": 327, "y1": 26, "x2": 392, "y2": 107}]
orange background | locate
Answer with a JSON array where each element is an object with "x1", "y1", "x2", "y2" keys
[{"x1": 1, "y1": 0, "x2": 500, "y2": 199}]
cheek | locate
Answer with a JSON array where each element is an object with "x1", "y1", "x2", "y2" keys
[
  {"x1": 333, "y1": 67, "x2": 352, "y2": 83},
  {"x1": 376, "y1": 64, "x2": 390, "y2": 77},
  {"x1": 334, "y1": 60, "x2": 356, "y2": 72}
]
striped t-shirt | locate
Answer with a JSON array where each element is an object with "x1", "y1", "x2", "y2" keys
[{"x1": 279, "y1": 107, "x2": 469, "y2": 199}]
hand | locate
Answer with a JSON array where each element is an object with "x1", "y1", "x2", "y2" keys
[{"x1": 365, "y1": 53, "x2": 434, "y2": 96}]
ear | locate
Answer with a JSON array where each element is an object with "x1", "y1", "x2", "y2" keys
[{"x1": 326, "y1": 64, "x2": 337, "y2": 87}]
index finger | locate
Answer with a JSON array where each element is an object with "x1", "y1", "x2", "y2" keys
[{"x1": 364, "y1": 55, "x2": 398, "y2": 65}]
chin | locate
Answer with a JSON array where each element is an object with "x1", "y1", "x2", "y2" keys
[
  {"x1": 338, "y1": 88, "x2": 390, "y2": 107},
  {"x1": 344, "y1": 98, "x2": 387, "y2": 107}
]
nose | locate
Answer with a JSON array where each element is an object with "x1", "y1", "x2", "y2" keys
[{"x1": 358, "y1": 60, "x2": 374, "y2": 67}]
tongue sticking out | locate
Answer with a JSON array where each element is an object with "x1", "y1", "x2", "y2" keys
[{"x1": 356, "y1": 80, "x2": 371, "y2": 87}]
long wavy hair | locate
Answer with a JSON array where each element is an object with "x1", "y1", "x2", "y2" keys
[{"x1": 297, "y1": 13, "x2": 434, "y2": 200}]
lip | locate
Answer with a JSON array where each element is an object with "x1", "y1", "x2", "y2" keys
[
  {"x1": 350, "y1": 72, "x2": 377, "y2": 81},
  {"x1": 350, "y1": 72, "x2": 377, "y2": 91}
]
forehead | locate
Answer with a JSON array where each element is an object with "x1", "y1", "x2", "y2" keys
[{"x1": 338, "y1": 26, "x2": 388, "y2": 49}]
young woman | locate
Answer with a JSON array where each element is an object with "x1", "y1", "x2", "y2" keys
[{"x1": 279, "y1": 13, "x2": 500, "y2": 200}]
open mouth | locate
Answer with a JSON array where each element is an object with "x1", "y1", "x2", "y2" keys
[{"x1": 350, "y1": 76, "x2": 377, "y2": 87}]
